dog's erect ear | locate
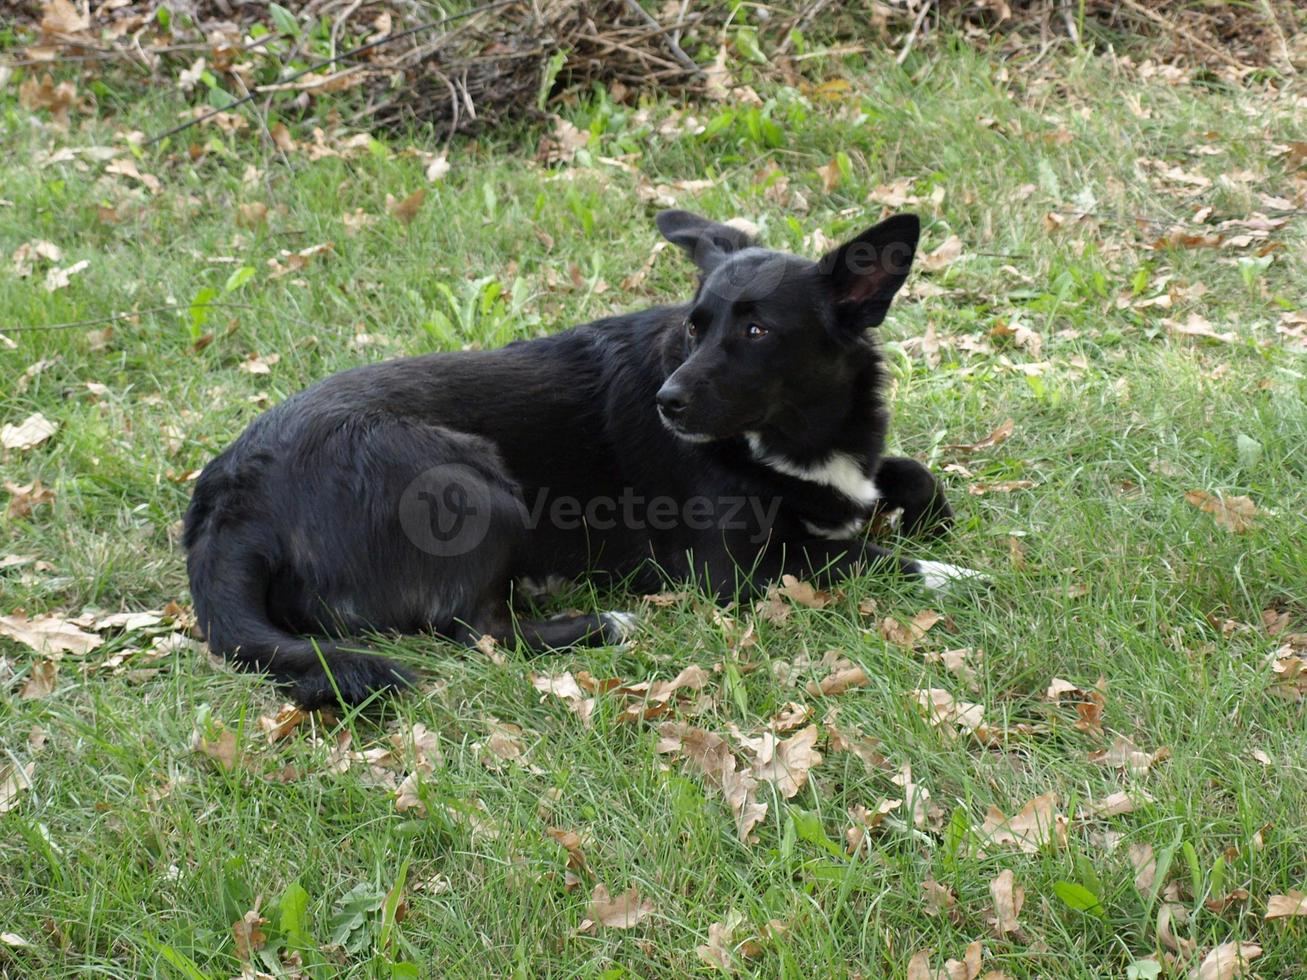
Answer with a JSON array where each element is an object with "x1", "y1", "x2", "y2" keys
[
  {"x1": 656, "y1": 210, "x2": 756, "y2": 274},
  {"x1": 819, "y1": 213, "x2": 920, "y2": 335}
]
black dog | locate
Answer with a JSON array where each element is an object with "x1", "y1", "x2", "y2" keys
[{"x1": 183, "y1": 210, "x2": 979, "y2": 708}]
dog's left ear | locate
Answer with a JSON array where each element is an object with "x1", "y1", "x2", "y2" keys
[
  {"x1": 656, "y1": 210, "x2": 756, "y2": 274},
  {"x1": 819, "y1": 213, "x2": 920, "y2": 336}
]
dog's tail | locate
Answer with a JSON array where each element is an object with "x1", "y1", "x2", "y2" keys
[{"x1": 185, "y1": 525, "x2": 415, "y2": 710}]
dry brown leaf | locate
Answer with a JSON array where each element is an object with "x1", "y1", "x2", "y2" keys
[
  {"x1": 386, "y1": 188, "x2": 427, "y2": 225},
  {"x1": 531, "y1": 671, "x2": 596, "y2": 727},
  {"x1": 925, "y1": 647, "x2": 981, "y2": 690},
  {"x1": 237, "y1": 202, "x2": 268, "y2": 228},
  {"x1": 879, "y1": 610, "x2": 943, "y2": 649},
  {"x1": 11, "y1": 239, "x2": 62, "y2": 277},
  {"x1": 696, "y1": 909, "x2": 745, "y2": 972},
  {"x1": 658, "y1": 723, "x2": 767, "y2": 842},
  {"x1": 586, "y1": 884, "x2": 652, "y2": 930},
  {"x1": 1044, "y1": 677, "x2": 1106, "y2": 735},
  {"x1": 18, "y1": 74, "x2": 76, "y2": 127},
  {"x1": 43, "y1": 258, "x2": 89, "y2": 293},
  {"x1": 1189, "y1": 942, "x2": 1261, "y2": 980},
  {"x1": 945, "y1": 419, "x2": 1014, "y2": 454},
  {"x1": 1264, "y1": 889, "x2": 1307, "y2": 920},
  {"x1": 989, "y1": 321, "x2": 1043, "y2": 359},
  {"x1": 920, "y1": 235, "x2": 964, "y2": 273},
  {"x1": 238, "y1": 352, "x2": 281, "y2": 375},
  {"x1": 1164, "y1": 313, "x2": 1238, "y2": 344},
  {"x1": 0, "y1": 761, "x2": 35, "y2": 813},
  {"x1": 257, "y1": 704, "x2": 308, "y2": 743},
  {"x1": 751, "y1": 724, "x2": 822, "y2": 798},
  {"x1": 1085, "y1": 790, "x2": 1153, "y2": 818},
  {"x1": 0, "y1": 612, "x2": 102, "y2": 656},
  {"x1": 1088, "y1": 736, "x2": 1170, "y2": 775},
  {"x1": 192, "y1": 727, "x2": 240, "y2": 772},
  {"x1": 988, "y1": 869, "x2": 1024, "y2": 937},
  {"x1": 977, "y1": 793, "x2": 1068, "y2": 853},
  {"x1": 19, "y1": 659, "x2": 57, "y2": 699},
  {"x1": 827, "y1": 723, "x2": 889, "y2": 772},
  {"x1": 776, "y1": 575, "x2": 833, "y2": 609},
  {"x1": 817, "y1": 158, "x2": 841, "y2": 193},
  {"x1": 968, "y1": 480, "x2": 1036, "y2": 495},
  {"x1": 911, "y1": 688, "x2": 984, "y2": 735},
  {"x1": 845, "y1": 800, "x2": 901, "y2": 853},
  {"x1": 1185, "y1": 491, "x2": 1259, "y2": 534},
  {"x1": 474, "y1": 718, "x2": 528, "y2": 770},
  {"x1": 2, "y1": 412, "x2": 58, "y2": 451},
  {"x1": 232, "y1": 907, "x2": 267, "y2": 962},
  {"x1": 41, "y1": 0, "x2": 90, "y2": 35},
  {"x1": 922, "y1": 878, "x2": 958, "y2": 920},
  {"x1": 892, "y1": 763, "x2": 943, "y2": 831},
  {"x1": 806, "y1": 664, "x2": 868, "y2": 696},
  {"x1": 1130, "y1": 842, "x2": 1158, "y2": 893},
  {"x1": 6, "y1": 479, "x2": 55, "y2": 519},
  {"x1": 105, "y1": 157, "x2": 160, "y2": 193},
  {"x1": 769, "y1": 701, "x2": 812, "y2": 732}
]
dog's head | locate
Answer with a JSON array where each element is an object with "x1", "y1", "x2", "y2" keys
[{"x1": 653, "y1": 209, "x2": 920, "y2": 443}]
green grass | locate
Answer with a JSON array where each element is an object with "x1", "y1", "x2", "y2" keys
[{"x1": 2, "y1": 38, "x2": 1306, "y2": 979}]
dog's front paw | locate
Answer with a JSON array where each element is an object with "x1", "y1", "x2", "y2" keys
[
  {"x1": 599, "y1": 611, "x2": 641, "y2": 644},
  {"x1": 914, "y1": 560, "x2": 990, "y2": 593}
]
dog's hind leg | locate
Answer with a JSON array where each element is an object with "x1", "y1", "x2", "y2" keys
[{"x1": 452, "y1": 602, "x2": 638, "y2": 653}]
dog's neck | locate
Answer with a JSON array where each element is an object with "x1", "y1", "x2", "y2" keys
[{"x1": 743, "y1": 358, "x2": 885, "y2": 505}]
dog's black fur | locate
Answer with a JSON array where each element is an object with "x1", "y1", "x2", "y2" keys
[{"x1": 184, "y1": 210, "x2": 967, "y2": 708}]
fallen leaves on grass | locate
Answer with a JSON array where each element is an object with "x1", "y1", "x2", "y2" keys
[
  {"x1": 845, "y1": 800, "x2": 901, "y2": 853},
  {"x1": 919, "y1": 235, "x2": 964, "y2": 273},
  {"x1": 945, "y1": 419, "x2": 1014, "y2": 454},
  {"x1": 968, "y1": 480, "x2": 1036, "y2": 495},
  {"x1": 805, "y1": 663, "x2": 868, "y2": 696},
  {"x1": 583, "y1": 884, "x2": 652, "y2": 931},
  {"x1": 1088, "y1": 736, "x2": 1171, "y2": 775},
  {"x1": 907, "y1": 941, "x2": 984, "y2": 980},
  {"x1": 826, "y1": 723, "x2": 888, "y2": 773},
  {"x1": 1264, "y1": 890, "x2": 1307, "y2": 920},
  {"x1": 0, "y1": 761, "x2": 35, "y2": 813},
  {"x1": 232, "y1": 906, "x2": 268, "y2": 962},
  {"x1": 257, "y1": 704, "x2": 309, "y2": 743},
  {"x1": 658, "y1": 723, "x2": 767, "y2": 843},
  {"x1": 988, "y1": 869, "x2": 1025, "y2": 937},
  {"x1": 1189, "y1": 942, "x2": 1261, "y2": 980},
  {"x1": 238, "y1": 352, "x2": 281, "y2": 375},
  {"x1": 2, "y1": 412, "x2": 58, "y2": 451},
  {"x1": 192, "y1": 726, "x2": 241, "y2": 772},
  {"x1": 385, "y1": 188, "x2": 427, "y2": 224},
  {"x1": 1130, "y1": 843, "x2": 1158, "y2": 892},
  {"x1": 925, "y1": 648, "x2": 982, "y2": 690},
  {"x1": 530, "y1": 671, "x2": 595, "y2": 727},
  {"x1": 1045, "y1": 677, "x2": 1106, "y2": 735},
  {"x1": 0, "y1": 612, "x2": 103, "y2": 656},
  {"x1": 18, "y1": 73, "x2": 76, "y2": 128},
  {"x1": 105, "y1": 157, "x2": 160, "y2": 193},
  {"x1": 1185, "y1": 491, "x2": 1260, "y2": 533},
  {"x1": 267, "y1": 242, "x2": 333, "y2": 279},
  {"x1": 892, "y1": 763, "x2": 944, "y2": 832},
  {"x1": 769, "y1": 701, "x2": 812, "y2": 732},
  {"x1": 696, "y1": 909, "x2": 748, "y2": 972},
  {"x1": 1085, "y1": 789, "x2": 1154, "y2": 818},
  {"x1": 11, "y1": 239, "x2": 62, "y2": 277},
  {"x1": 1164, "y1": 313, "x2": 1238, "y2": 344},
  {"x1": 911, "y1": 688, "x2": 984, "y2": 737},
  {"x1": 474, "y1": 718, "x2": 529, "y2": 771},
  {"x1": 880, "y1": 610, "x2": 945, "y2": 648},
  {"x1": 5, "y1": 479, "x2": 55, "y2": 519},
  {"x1": 977, "y1": 793, "x2": 1068, "y2": 853},
  {"x1": 1270, "y1": 635, "x2": 1307, "y2": 701},
  {"x1": 19, "y1": 659, "x2": 57, "y2": 699},
  {"x1": 750, "y1": 725, "x2": 822, "y2": 798}
]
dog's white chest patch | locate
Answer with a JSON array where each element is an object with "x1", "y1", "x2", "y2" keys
[{"x1": 745, "y1": 434, "x2": 880, "y2": 507}]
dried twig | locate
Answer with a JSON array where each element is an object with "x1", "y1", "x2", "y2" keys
[
  {"x1": 618, "y1": 0, "x2": 702, "y2": 77},
  {"x1": 896, "y1": 0, "x2": 936, "y2": 66}
]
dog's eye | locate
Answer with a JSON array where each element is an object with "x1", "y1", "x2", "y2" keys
[
  {"x1": 685, "y1": 320, "x2": 698, "y2": 338},
  {"x1": 745, "y1": 323, "x2": 768, "y2": 339}
]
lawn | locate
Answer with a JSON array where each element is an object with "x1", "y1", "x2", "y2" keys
[{"x1": 2, "y1": 22, "x2": 1307, "y2": 980}]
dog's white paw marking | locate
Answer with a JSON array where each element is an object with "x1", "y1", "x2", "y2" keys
[
  {"x1": 600, "y1": 611, "x2": 640, "y2": 642},
  {"x1": 916, "y1": 560, "x2": 988, "y2": 593}
]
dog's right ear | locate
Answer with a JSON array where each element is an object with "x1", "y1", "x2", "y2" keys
[{"x1": 656, "y1": 210, "x2": 755, "y2": 274}]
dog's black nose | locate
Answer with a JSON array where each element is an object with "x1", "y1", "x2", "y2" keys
[{"x1": 656, "y1": 383, "x2": 689, "y2": 420}]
